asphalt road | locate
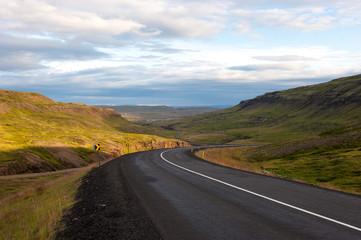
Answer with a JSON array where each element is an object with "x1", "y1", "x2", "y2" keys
[{"x1": 121, "y1": 146, "x2": 361, "y2": 240}]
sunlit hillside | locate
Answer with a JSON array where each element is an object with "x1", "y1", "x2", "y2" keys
[{"x1": 0, "y1": 90, "x2": 187, "y2": 175}]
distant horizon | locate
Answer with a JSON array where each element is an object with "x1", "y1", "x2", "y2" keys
[{"x1": 93, "y1": 104, "x2": 233, "y2": 109}]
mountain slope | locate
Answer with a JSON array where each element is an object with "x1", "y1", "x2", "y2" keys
[
  {"x1": 157, "y1": 74, "x2": 361, "y2": 143},
  {"x1": 0, "y1": 90, "x2": 187, "y2": 175}
]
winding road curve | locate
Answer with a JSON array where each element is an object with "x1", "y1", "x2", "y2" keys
[{"x1": 121, "y1": 146, "x2": 361, "y2": 240}]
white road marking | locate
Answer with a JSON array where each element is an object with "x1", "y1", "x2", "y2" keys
[{"x1": 160, "y1": 149, "x2": 361, "y2": 232}]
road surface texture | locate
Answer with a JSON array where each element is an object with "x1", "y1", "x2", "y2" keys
[{"x1": 57, "y1": 147, "x2": 361, "y2": 239}]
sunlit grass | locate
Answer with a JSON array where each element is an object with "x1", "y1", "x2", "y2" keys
[
  {"x1": 0, "y1": 170, "x2": 87, "y2": 240},
  {"x1": 197, "y1": 143, "x2": 361, "y2": 195},
  {"x1": 0, "y1": 175, "x2": 62, "y2": 201}
]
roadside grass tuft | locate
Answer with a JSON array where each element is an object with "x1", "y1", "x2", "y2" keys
[{"x1": 0, "y1": 170, "x2": 87, "y2": 240}]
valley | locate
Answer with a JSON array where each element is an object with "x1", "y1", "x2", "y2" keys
[{"x1": 96, "y1": 105, "x2": 220, "y2": 122}]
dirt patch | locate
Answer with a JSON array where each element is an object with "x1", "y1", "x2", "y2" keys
[
  {"x1": 43, "y1": 105, "x2": 121, "y2": 120},
  {"x1": 0, "y1": 90, "x2": 53, "y2": 102},
  {"x1": 12, "y1": 101, "x2": 45, "y2": 113},
  {"x1": 44, "y1": 144, "x2": 88, "y2": 168},
  {"x1": 23, "y1": 152, "x2": 56, "y2": 171},
  {"x1": 0, "y1": 160, "x2": 28, "y2": 175},
  {"x1": 0, "y1": 102, "x2": 10, "y2": 114},
  {"x1": 0, "y1": 152, "x2": 58, "y2": 176}
]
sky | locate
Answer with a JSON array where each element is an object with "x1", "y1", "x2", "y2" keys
[{"x1": 1, "y1": 0, "x2": 361, "y2": 106}]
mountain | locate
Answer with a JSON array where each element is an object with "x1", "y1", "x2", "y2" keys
[
  {"x1": 0, "y1": 90, "x2": 187, "y2": 175},
  {"x1": 95, "y1": 105, "x2": 219, "y2": 122},
  {"x1": 156, "y1": 74, "x2": 361, "y2": 144}
]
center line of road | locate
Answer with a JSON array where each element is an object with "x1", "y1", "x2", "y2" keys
[{"x1": 160, "y1": 149, "x2": 361, "y2": 232}]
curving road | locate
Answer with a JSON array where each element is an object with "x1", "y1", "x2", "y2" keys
[{"x1": 120, "y1": 147, "x2": 361, "y2": 240}]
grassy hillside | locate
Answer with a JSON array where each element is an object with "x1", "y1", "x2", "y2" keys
[
  {"x1": 197, "y1": 119, "x2": 361, "y2": 194},
  {"x1": 156, "y1": 74, "x2": 361, "y2": 144},
  {"x1": 0, "y1": 90, "x2": 187, "y2": 175},
  {"x1": 96, "y1": 105, "x2": 219, "y2": 122}
]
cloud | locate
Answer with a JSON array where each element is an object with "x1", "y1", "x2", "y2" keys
[
  {"x1": 0, "y1": 33, "x2": 108, "y2": 71},
  {"x1": 1, "y1": 58, "x2": 358, "y2": 106},
  {"x1": 1, "y1": 0, "x2": 361, "y2": 105},
  {"x1": 0, "y1": 0, "x2": 226, "y2": 73},
  {"x1": 0, "y1": 50, "x2": 45, "y2": 71},
  {"x1": 229, "y1": 63, "x2": 307, "y2": 71},
  {"x1": 136, "y1": 41, "x2": 190, "y2": 54},
  {"x1": 232, "y1": 8, "x2": 336, "y2": 33},
  {"x1": 230, "y1": 1, "x2": 361, "y2": 35},
  {"x1": 253, "y1": 55, "x2": 316, "y2": 61},
  {"x1": 2, "y1": 0, "x2": 360, "y2": 41},
  {"x1": 0, "y1": 0, "x2": 226, "y2": 41},
  {"x1": 0, "y1": 34, "x2": 107, "y2": 59},
  {"x1": 0, "y1": 0, "x2": 148, "y2": 37}
]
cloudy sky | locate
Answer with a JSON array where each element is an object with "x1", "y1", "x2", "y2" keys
[{"x1": 1, "y1": 0, "x2": 361, "y2": 106}]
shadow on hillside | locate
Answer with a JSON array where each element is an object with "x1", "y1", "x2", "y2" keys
[{"x1": 0, "y1": 146, "x2": 112, "y2": 176}]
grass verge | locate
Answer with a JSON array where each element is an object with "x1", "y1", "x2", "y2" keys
[
  {"x1": 0, "y1": 169, "x2": 89, "y2": 240},
  {"x1": 196, "y1": 145, "x2": 361, "y2": 195}
]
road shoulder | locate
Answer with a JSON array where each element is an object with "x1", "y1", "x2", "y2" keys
[{"x1": 55, "y1": 155, "x2": 161, "y2": 239}]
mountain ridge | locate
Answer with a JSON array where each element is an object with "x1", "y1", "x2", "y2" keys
[
  {"x1": 237, "y1": 74, "x2": 361, "y2": 111},
  {"x1": 155, "y1": 74, "x2": 361, "y2": 143}
]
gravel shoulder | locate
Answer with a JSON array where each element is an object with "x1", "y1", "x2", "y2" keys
[{"x1": 55, "y1": 154, "x2": 161, "y2": 239}]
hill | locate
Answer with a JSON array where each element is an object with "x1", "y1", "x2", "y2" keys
[
  {"x1": 0, "y1": 90, "x2": 187, "y2": 175},
  {"x1": 156, "y1": 74, "x2": 361, "y2": 144},
  {"x1": 96, "y1": 105, "x2": 219, "y2": 122}
]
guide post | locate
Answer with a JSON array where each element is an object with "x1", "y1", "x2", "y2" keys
[
  {"x1": 126, "y1": 143, "x2": 129, "y2": 154},
  {"x1": 93, "y1": 144, "x2": 101, "y2": 166}
]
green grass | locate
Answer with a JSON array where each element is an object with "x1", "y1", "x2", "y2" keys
[
  {"x1": 200, "y1": 146, "x2": 361, "y2": 194},
  {"x1": 198, "y1": 122, "x2": 361, "y2": 195},
  {"x1": 0, "y1": 175, "x2": 63, "y2": 201},
  {"x1": 261, "y1": 147, "x2": 361, "y2": 191},
  {"x1": 0, "y1": 170, "x2": 87, "y2": 239},
  {"x1": 183, "y1": 132, "x2": 238, "y2": 144}
]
